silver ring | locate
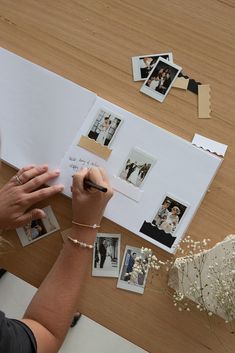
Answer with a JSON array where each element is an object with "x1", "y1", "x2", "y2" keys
[{"x1": 15, "y1": 175, "x2": 23, "y2": 185}]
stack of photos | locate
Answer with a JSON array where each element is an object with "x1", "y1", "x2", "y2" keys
[
  {"x1": 140, "y1": 195, "x2": 188, "y2": 249},
  {"x1": 140, "y1": 57, "x2": 182, "y2": 102},
  {"x1": 132, "y1": 52, "x2": 173, "y2": 81},
  {"x1": 92, "y1": 235, "x2": 150, "y2": 294},
  {"x1": 86, "y1": 109, "x2": 122, "y2": 147},
  {"x1": 92, "y1": 234, "x2": 121, "y2": 278},
  {"x1": 117, "y1": 245, "x2": 151, "y2": 294},
  {"x1": 119, "y1": 147, "x2": 156, "y2": 188},
  {"x1": 16, "y1": 206, "x2": 60, "y2": 247}
]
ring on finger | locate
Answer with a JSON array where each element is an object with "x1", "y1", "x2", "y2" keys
[{"x1": 15, "y1": 175, "x2": 24, "y2": 186}]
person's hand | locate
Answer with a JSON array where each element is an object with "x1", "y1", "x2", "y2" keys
[
  {"x1": 0, "y1": 164, "x2": 64, "y2": 229},
  {"x1": 72, "y1": 167, "x2": 113, "y2": 227}
]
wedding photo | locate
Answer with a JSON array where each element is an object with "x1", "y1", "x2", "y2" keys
[
  {"x1": 117, "y1": 245, "x2": 150, "y2": 294},
  {"x1": 132, "y1": 52, "x2": 173, "y2": 81},
  {"x1": 92, "y1": 233, "x2": 121, "y2": 278},
  {"x1": 16, "y1": 206, "x2": 60, "y2": 247},
  {"x1": 139, "y1": 195, "x2": 188, "y2": 249},
  {"x1": 140, "y1": 57, "x2": 182, "y2": 102},
  {"x1": 119, "y1": 147, "x2": 156, "y2": 188},
  {"x1": 86, "y1": 108, "x2": 122, "y2": 147}
]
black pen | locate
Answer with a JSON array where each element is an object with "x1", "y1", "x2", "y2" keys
[{"x1": 83, "y1": 179, "x2": 108, "y2": 193}]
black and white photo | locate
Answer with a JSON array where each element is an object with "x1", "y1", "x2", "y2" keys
[
  {"x1": 16, "y1": 206, "x2": 60, "y2": 247},
  {"x1": 119, "y1": 147, "x2": 156, "y2": 188},
  {"x1": 140, "y1": 195, "x2": 188, "y2": 248},
  {"x1": 132, "y1": 53, "x2": 173, "y2": 81},
  {"x1": 140, "y1": 57, "x2": 182, "y2": 102},
  {"x1": 92, "y1": 233, "x2": 121, "y2": 277},
  {"x1": 86, "y1": 109, "x2": 122, "y2": 147},
  {"x1": 117, "y1": 245, "x2": 150, "y2": 294}
]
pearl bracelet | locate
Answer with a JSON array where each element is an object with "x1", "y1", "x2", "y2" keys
[
  {"x1": 72, "y1": 220, "x2": 100, "y2": 229},
  {"x1": 67, "y1": 236, "x2": 94, "y2": 249}
]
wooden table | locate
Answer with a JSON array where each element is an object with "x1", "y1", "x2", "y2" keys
[{"x1": 0, "y1": 1, "x2": 234, "y2": 352}]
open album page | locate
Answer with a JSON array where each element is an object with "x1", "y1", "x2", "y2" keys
[{"x1": 56, "y1": 97, "x2": 222, "y2": 254}]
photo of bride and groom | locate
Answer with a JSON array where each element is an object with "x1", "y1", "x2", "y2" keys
[
  {"x1": 139, "y1": 195, "x2": 188, "y2": 249},
  {"x1": 87, "y1": 109, "x2": 122, "y2": 147},
  {"x1": 119, "y1": 148, "x2": 156, "y2": 188}
]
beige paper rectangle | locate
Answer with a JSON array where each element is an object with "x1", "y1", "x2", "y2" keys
[
  {"x1": 198, "y1": 85, "x2": 211, "y2": 118},
  {"x1": 78, "y1": 135, "x2": 112, "y2": 160},
  {"x1": 172, "y1": 77, "x2": 189, "y2": 90}
]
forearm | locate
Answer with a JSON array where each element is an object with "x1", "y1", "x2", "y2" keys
[{"x1": 22, "y1": 228, "x2": 96, "y2": 352}]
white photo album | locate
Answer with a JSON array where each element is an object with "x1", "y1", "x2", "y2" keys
[
  {"x1": 0, "y1": 48, "x2": 223, "y2": 254},
  {"x1": 55, "y1": 96, "x2": 222, "y2": 254}
]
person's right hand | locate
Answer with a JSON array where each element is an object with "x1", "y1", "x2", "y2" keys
[{"x1": 71, "y1": 167, "x2": 113, "y2": 228}]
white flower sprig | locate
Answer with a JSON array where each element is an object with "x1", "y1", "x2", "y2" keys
[{"x1": 130, "y1": 235, "x2": 235, "y2": 331}]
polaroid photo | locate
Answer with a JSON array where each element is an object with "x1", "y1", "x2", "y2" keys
[
  {"x1": 16, "y1": 206, "x2": 60, "y2": 247},
  {"x1": 118, "y1": 147, "x2": 156, "y2": 189},
  {"x1": 117, "y1": 245, "x2": 151, "y2": 294},
  {"x1": 140, "y1": 57, "x2": 182, "y2": 103},
  {"x1": 92, "y1": 233, "x2": 121, "y2": 278},
  {"x1": 139, "y1": 195, "x2": 189, "y2": 249},
  {"x1": 78, "y1": 108, "x2": 123, "y2": 160},
  {"x1": 132, "y1": 52, "x2": 173, "y2": 81}
]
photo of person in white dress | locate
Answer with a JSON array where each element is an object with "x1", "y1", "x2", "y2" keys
[
  {"x1": 87, "y1": 109, "x2": 122, "y2": 147},
  {"x1": 96, "y1": 117, "x2": 112, "y2": 145},
  {"x1": 152, "y1": 197, "x2": 186, "y2": 236},
  {"x1": 119, "y1": 148, "x2": 156, "y2": 188},
  {"x1": 127, "y1": 162, "x2": 140, "y2": 184},
  {"x1": 140, "y1": 195, "x2": 188, "y2": 249}
]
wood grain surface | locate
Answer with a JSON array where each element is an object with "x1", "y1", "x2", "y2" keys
[{"x1": 0, "y1": 1, "x2": 235, "y2": 352}]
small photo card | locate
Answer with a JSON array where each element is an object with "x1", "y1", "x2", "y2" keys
[
  {"x1": 86, "y1": 108, "x2": 123, "y2": 147},
  {"x1": 140, "y1": 57, "x2": 182, "y2": 103},
  {"x1": 132, "y1": 52, "x2": 173, "y2": 81},
  {"x1": 16, "y1": 206, "x2": 60, "y2": 246},
  {"x1": 78, "y1": 108, "x2": 123, "y2": 159},
  {"x1": 117, "y1": 245, "x2": 151, "y2": 294},
  {"x1": 140, "y1": 195, "x2": 189, "y2": 249},
  {"x1": 119, "y1": 147, "x2": 156, "y2": 189},
  {"x1": 92, "y1": 233, "x2": 121, "y2": 278}
]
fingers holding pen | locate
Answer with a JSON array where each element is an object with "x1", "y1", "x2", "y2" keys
[
  {"x1": 72, "y1": 168, "x2": 88, "y2": 194},
  {"x1": 72, "y1": 167, "x2": 113, "y2": 197}
]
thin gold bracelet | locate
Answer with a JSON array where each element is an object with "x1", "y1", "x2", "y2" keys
[
  {"x1": 67, "y1": 236, "x2": 94, "y2": 249},
  {"x1": 72, "y1": 220, "x2": 100, "y2": 229}
]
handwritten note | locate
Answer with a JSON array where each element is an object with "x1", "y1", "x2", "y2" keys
[{"x1": 68, "y1": 156, "x2": 100, "y2": 172}]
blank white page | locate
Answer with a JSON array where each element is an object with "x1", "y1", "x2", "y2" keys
[{"x1": 0, "y1": 48, "x2": 96, "y2": 169}]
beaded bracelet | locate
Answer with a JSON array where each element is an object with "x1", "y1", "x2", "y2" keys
[
  {"x1": 72, "y1": 220, "x2": 100, "y2": 229},
  {"x1": 67, "y1": 235, "x2": 94, "y2": 249}
]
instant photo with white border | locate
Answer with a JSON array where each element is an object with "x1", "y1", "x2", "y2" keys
[
  {"x1": 16, "y1": 206, "x2": 60, "y2": 246},
  {"x1": 118, "y1": 147, "x2": 157, "y2": 189},
  {"x1": 139, "y1": 194, "x2": 189, "y2": 249},
  {"x1": 140, "y1": 57, "x2": 182, "y2": 103},
  {"x1": 85, "y1": 108, "x2": 123, "y2": 148},
  {"x1": 92, "y1": 233, "x2": 121, "y2": 277},
  {"x1": 132, "y1": 52, "x2": 173, "y2": 81},
  {"x1": 117, "y1": 245, "x2": 150, "y2": 294}
]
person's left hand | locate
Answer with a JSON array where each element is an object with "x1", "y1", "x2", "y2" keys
[{"x1": 0, "y1": 164, "x2": 64, "y2": 229}]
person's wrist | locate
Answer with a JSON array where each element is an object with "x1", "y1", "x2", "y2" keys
[{"x1": 71, "y1": 225, "x2": 98, "y2": 239}]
